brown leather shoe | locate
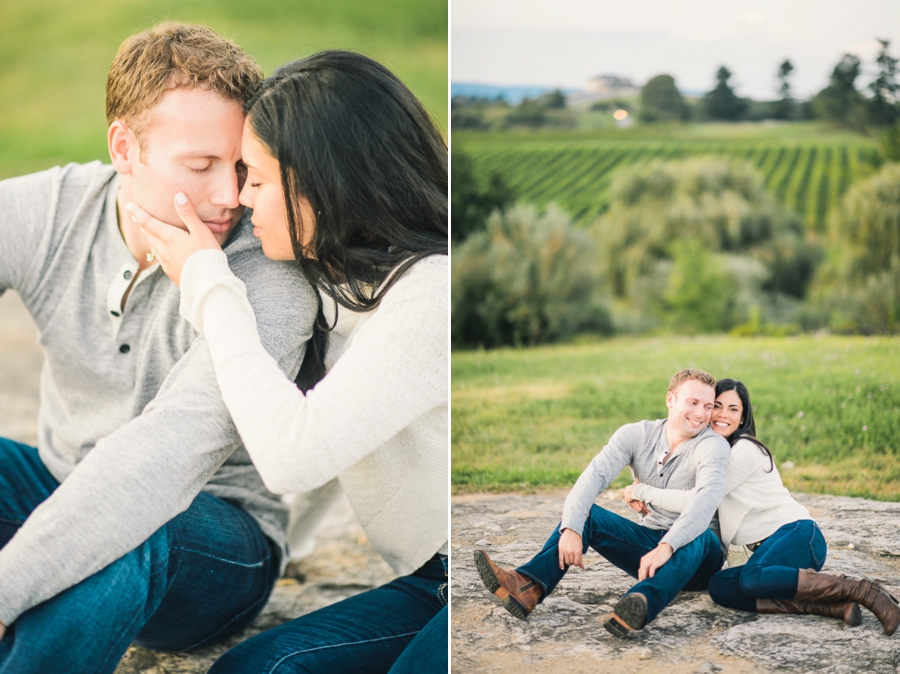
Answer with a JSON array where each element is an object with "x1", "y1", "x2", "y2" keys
[
  {"x1": 795, "y1": 569, "x2": 900, "y2": 635},
  {"x1": 757, "y1": 598, "x2": 862, "y2": 626},
  {"x1": 473, "y1": 549, "x2": 543, "y2": 620}
]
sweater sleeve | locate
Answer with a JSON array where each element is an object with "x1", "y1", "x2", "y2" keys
[
  {"x1": 659, "y1": 434, "x2": 729, "y2": 551},
  {"x1": 632, "y1": 438, "x2": 759, "y2": 513},
  {"x1": 631, "y1": 482, "x2": 694, "y2": 514},
  {"x1": 0, "y1": 167, "x2": 59, "y2": 297},
  {"x1": 179, "y1": 250, "x2": 448, "y2": 495},
  {"x1": 560, "y1": 423, "x2": 642, "y2": 536},
  {"x1": 0, "y1": 232, "x2": 316, "y2": 627}
]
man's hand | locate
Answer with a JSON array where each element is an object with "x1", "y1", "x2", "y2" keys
[
  {"x1": 624, "y1": 482, "x2": 650, "y2": 516},
  {"x1": 0, "y1": 620, "x2": 5, "y2": 641},
  {"x1": 638, "y1": 542, "x2": 673, "y2": 580},
  {"x1": 558, "y1": 528, "x2": 585, "y2": 570}
]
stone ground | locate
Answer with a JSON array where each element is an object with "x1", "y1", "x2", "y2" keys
[
  {"x1": 452, "y1": 490, "x2": 900, "y2": 673},
  {"x1": 0, "y1": 291, "x2": 394, "y2": 673}
]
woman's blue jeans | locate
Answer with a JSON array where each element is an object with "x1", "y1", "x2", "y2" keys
[
  {"x1": 0, "y1": 437, "x2": 281, "y2": 674},
  {"x1": 209, "y1": 554, "x2": 448, "y2": 673},
  {"x1": 708, "y1": 519, "x2": 827, "y2": 612},
  {"x1": 517, "y1": 504, "x2": 724, "y2": 624}
]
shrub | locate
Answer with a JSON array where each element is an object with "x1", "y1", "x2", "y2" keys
[
  {"x1": 806, "y1": 163, "x2": 900, "y2": 333},
  {"x1": 590, "y1": 157, "x2": 819, "y2": 332},
  {"x1": 450, "y1": 149, "x2": 514, "y2": 243},
  {"x1": 451, "y1": 205, "x2": 611, "y2": 348}
]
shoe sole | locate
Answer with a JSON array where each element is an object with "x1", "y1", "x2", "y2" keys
[
  {"x1": 847, "y1": 602, "x2": 862, "y2": 627},
  {"x1": 473, "y1": 549, "x2": 531, "y2": 620},
  {"x1": 603, "y1": 594, "x2": 647, "y2": 638},
  {"x1": 473, "y1": 549, "x2": 501, "y2": 593}
]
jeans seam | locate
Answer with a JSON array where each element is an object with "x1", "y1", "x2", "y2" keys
[
  {"x1": 170, "y1": 546, "x2": 270, "y2": 568},
  {"x1": 437, "y1": 582, "x2": 448, "y2": 606},
  {"x1": 268, "y1": 630, "x2": 421, "y2": 673}
]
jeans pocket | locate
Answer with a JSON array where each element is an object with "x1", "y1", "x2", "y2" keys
[
  {"x1": 807, "y1": 523, "x2": 825, "y2": 570},
  {"x1": 437, "y1": 581, "x2": 448, "y2": 606}
]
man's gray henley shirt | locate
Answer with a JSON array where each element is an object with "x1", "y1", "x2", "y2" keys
[
  {"x1": 0, "y1": 162, "x2": 317, "y2": 625},
  {"x1": 561, "y1": 419, "x2": 729, "y2": 552}
]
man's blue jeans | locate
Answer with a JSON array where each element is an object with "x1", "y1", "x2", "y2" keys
[
  {"x1": 209, "y1": 554, "x2": 448, "y2": 673},
  {"x1": 708, "y1": 519, "x2": 827, "y2": 612},
  {"x1": 0, "y1": 437, "x2": 281, "y2": 674},
  {"x1": 517, "y1": 504, "x2": 724, "y2": 624}
]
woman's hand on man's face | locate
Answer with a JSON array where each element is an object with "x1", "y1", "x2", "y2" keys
[{"x1": 128, "y1": 192, "x2": 222, "y2": 286}]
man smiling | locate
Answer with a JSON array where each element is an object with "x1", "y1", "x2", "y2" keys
[
  {"x1": 475, "y1": 369, "x2": 729, "y2": 637},
  {"x1": 0, "y1": 23, "x2": 315, "y2": 673}
]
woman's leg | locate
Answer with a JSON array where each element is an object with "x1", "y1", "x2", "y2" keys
[
  {"x1": 707, "y1": 519, "x2": 860, "y2": 625},
  {"x1": 737, "y1": 519, "x2": 826, "y2": 600},
  {"x1": 210, "y1": 555, "x2": 446, "y2": 674},
  {"x1": 708, "y1": 519, "x2": 825, "y2": 611}
]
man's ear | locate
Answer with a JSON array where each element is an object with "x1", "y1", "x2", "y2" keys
[
  {"x1": 108, "y1": 120, "x2": 138, "y2": 175},
  {"x1": 665, "y1": 390, "x2": 675, "y2": 409}
]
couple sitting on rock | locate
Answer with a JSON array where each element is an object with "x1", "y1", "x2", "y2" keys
[{"x1": 476, "y1": 369, "x2": 900, "y2": 638}]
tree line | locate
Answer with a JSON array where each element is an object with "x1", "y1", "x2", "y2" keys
[{"x1": 453, "y1": 39, "x2": 900, "y2": 144}]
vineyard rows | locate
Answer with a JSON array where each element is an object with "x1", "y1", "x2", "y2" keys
[{"x1": 458, "y1": 131, "x2": 880, "y2": 229}]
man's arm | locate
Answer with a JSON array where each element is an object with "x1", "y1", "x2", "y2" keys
[
  {"x1": 630, "y1": 445, "x2": 758, "y2": 514},
  {"x1": 556, "y1": 423, "x2": 643, "y2": 569},
  {"x1": 0, "y1": 238, "x2": 316, "y2": 626},
  {"x1": 0, "y1": 166, "x2": 66, "y2": 298},
  {"x1": 658, "y1": 434, "x2": 730, "y2": 553}
]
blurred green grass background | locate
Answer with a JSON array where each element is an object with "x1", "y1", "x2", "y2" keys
[
  {"x1": 0, "y1": 0, "x2": 447, "y2": 179},
  {"x1": 453, "y1": 335, "x2": 900, "y2": 500}
]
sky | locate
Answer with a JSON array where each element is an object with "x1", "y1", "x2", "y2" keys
[{"x1": 451, "y1": 0, "x2": 900, "y2": 99}]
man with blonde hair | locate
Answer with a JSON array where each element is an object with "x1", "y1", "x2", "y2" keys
[
  {"x1": 0, "y1": 23, "x2": 316, "y2": 672},
  {"x1": 475, "y1": 368, "x2": 730, "y2": 637}
]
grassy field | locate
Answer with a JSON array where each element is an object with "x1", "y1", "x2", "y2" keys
[
  {"x1": 452, "y1": 335, "x2": 900, "y2": 501},
  {"x1": 0, "y1": 0, "x2": 447, "y2": 179},
  {"x1": 454, "y1": 123, "x2": 879, "y2": 230}
]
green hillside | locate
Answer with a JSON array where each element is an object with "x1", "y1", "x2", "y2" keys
[{"x1": 455, "y1": 123, "x2": 880, "y2": 230}]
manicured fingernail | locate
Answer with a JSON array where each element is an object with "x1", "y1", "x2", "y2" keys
[
  {"x1": 125, "y1": 202, "x2": 134, "y2": 211},
  {"x1": 131, "y1": 216, "x2": 137, "y2": 223},
  {"x1": 175, "y1": 192, "x2": 188, "y2": 205}
]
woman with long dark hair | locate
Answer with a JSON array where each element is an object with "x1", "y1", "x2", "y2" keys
[
  {"x1": 629, "y1": 379, "x2": 899, "y2": 635},
  {"x1": 134, "y1": 50, "x2": 447, "y2": 672}
]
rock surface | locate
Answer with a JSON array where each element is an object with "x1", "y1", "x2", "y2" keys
[
  {"x1": 0, "y1": 290, "x2": 394, "y2": 674},
  {"x1": 452, "y1": 490, "x2": 900, "y2": 673}
]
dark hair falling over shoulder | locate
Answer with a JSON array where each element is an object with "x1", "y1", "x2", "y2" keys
[
  {"x1": 715, "y1": 378, "x2": 775, "y2": 473},
  {"x1": 243, "y1": 50, "x2": 448, "y2": 392}
]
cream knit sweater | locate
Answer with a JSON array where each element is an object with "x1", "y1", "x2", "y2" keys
[
  {"x1": 179, "y1": 251, "x2": 448, "y2": 576},
  {"x1": 632, "y1": 437, "x2": 810, "y2": 547}
]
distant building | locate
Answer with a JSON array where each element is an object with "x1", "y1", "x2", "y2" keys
[
  {"x1": 586, "y1": 75, "x2": 637, "y2": 95},
  {"x1": 567, "y1": 74, "x2": 640, "y2": 107}
]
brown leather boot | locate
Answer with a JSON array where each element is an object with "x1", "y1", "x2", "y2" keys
[
  {"x1": 794, "y1": 569, "x2": 900, "y2": 635},
  {"x1": 603, "y1": 593, "x2": 648, "y2": 638},
  {"x1": 757, "y1": 598, "x2": 862, "y2": 626},
  {"x1": 473, "y1": 549, "x2": 543, "y2": 620}
]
